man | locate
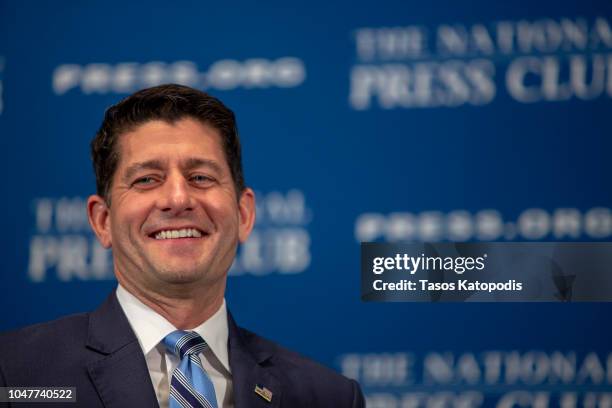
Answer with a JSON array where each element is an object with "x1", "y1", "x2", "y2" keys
[{"x1": 0, "y1": 85, "x2": 364, "y2": 407}]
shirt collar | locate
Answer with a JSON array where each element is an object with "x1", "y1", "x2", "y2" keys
[{"x1": 115, "y1": 284, "x2": 230, "y2": 372}]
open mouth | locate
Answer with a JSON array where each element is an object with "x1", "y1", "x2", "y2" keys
[{"x1": 148, "y1": 228, "x2": 207, "y2": 240}]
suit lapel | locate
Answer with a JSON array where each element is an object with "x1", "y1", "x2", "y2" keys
[
  {"x1": 228, "y1": 313, "x2": 282, "y2": 408},
  {"x1": 85, "y1": 294, "x2": 283, "y2": 408},
  {"x1": 86, "y1": 292, "x2": 159, "y2": 408}
]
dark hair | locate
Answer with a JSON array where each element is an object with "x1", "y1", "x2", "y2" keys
[{"x1": 91, "y1": 84, "x2": 245, "y2": 204}]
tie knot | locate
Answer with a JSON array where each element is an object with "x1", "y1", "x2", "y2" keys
[{"x1": 163, "y1": 330, "x2": 208, "y2": 360}]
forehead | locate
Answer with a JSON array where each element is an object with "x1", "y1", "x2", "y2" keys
[{"x1": 116, "y1": 118, "x2": 227, "y2": 170}]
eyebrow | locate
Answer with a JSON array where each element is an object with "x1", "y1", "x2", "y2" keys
[
  {"x1": 182, "y1": 157, "x2": 224, "y2": 175},
  {"x1": 123, "y1": 160, "x2": 166, "y2": 183},
  {"x1": 122, "y1": 158, "x2": 224, "y2": 183}
]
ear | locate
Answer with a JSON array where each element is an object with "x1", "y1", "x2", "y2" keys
[
  {"x1": 87, "y1": 194, "x2": 112, "y2": 249},
  {"x1": 237, "y1": 188, "x2": 256, "y2": 243}
]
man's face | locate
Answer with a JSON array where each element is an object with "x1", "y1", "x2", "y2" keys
[{"x1": 88, "y1": 118, "x2": 255, "y2": 295}]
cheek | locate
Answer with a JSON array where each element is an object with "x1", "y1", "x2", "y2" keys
[
  {"x1": 203, "y1": 192, "x2": 240, "y2": 224},
  {"x1": 208, "y1": 200, "x2": 240, "y2": 225},
  {"x1": 110, "y1": 206, "x2": 147, "y2": 241}
]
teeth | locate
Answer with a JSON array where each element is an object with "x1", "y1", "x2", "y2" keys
[{"x1": 154, "y1": 228, "x2": 203, "y2": 240}]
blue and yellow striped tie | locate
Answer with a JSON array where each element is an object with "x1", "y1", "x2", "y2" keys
[{"x1": 163, "y1": 331, "x2": 218, "y2": 408}]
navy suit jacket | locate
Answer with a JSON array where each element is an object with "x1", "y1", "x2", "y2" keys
[{"x1": 0, "y1": 292, "x2": 364, "y2": 408}]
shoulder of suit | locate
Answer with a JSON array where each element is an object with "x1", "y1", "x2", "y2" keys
[
  {"x1": 237, "y1": 326, "x2": 357, "y2": 386},
  {"x1": 0, "y1": 312, "x2": 90, "y2": 357},
  {"x1": 237, "y1": 326, "x2": 364, "y2": 406}
]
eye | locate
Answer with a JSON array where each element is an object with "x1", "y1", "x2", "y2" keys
[
  {"x1": 190, "y1": 174, "x2": 215, "y2": 185},
  {"x1": 132, "y1": 176, "x2": 159, "y2": 187},
  {"x1": 135, "y1": 177, "x2": 153, "y2": 184}
]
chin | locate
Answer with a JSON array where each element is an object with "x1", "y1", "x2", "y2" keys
[{"x1": 156, "y1": 267, "x2": 206, "y2": 284}]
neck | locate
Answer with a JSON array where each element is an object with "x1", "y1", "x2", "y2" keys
[{"x1": 117, "y1": 276, "x2": 225, "y2": 329}]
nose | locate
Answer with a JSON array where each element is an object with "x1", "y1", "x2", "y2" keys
[{"x1": 157, "y1": 172, "x2": 195, "y2": 215}]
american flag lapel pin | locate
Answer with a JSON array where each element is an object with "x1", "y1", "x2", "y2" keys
[{"x1": 254, "y1": 384, "x2": 273, "y2": 402}]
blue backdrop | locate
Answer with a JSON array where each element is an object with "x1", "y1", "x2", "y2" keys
[{"x1": 2, "y1": 1, "x2": 612, "y2": 406}]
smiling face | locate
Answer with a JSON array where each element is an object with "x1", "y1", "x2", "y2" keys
[{"x1": 87, "y1": 117, "x2": 255, "y2": 298}]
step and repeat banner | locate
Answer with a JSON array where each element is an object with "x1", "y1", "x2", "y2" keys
[{"x1": 2, "y1": 1, "x2": 612, "y2": 406}]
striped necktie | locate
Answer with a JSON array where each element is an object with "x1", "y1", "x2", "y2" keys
[{"x1": 163, "y1": 330, "x2": 219, "y2": 408}]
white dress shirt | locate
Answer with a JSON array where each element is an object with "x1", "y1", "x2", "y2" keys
[{"x1": 116, "y1": 285, "x2": 234, "y2": 408}]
